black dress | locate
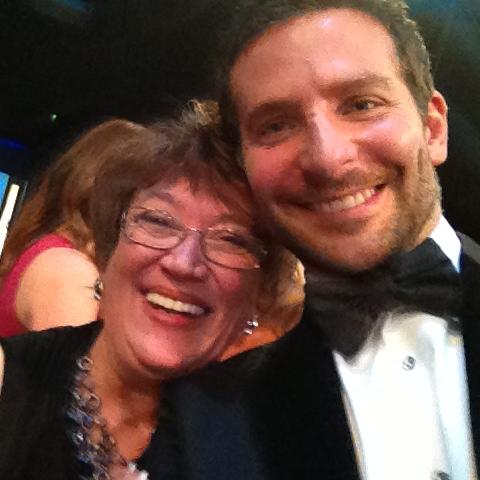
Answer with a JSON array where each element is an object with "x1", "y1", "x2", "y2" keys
[{"x1": 0, "y1": 322, "x2": 181, "y2": 480}]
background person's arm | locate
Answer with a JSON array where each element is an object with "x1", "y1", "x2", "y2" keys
[{"x1": 15, "y1": 248, "x2": 99, "y2": 331}]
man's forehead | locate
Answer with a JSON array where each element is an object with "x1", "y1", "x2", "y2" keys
[
  {"x1": 234, "y1": 7, "x2": 395, "y2": 55},
  {"x1": 230, "y1": 8, "x2": 401, "y2": 112}
]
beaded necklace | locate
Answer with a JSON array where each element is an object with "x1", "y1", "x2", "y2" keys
[{"x1": 67, "y1": 356, "x2": 149, "y2": 480}]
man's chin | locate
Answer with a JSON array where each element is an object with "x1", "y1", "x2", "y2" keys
[
  {"x1": 300, "y1": 244, "x2": 388, "y2": 274},
  {"x1": 271, "y1": 221, "x2": 389, "y2": 273}
]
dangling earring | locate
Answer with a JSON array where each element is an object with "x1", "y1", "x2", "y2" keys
[
  {"x1": 244, "y1": 315, "x2": 259, "y2": 335},
  {"x1": 93, "y1": 277, "x2": 104, "y2": 301}
]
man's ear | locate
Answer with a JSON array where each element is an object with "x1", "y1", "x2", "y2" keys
[{"x1": 425, "y1": 90, "x2": 448, "y2": 167}]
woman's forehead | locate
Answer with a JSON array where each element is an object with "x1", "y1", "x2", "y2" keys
[{"x1": 132, "y1": 178, "x2": 255, "y2": 226}]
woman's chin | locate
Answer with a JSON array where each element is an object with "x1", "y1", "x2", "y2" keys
[
  {"x1": 129, "y1": 339, "x2": 214, "y2": 381},
  {"x1": 120, "y1": 315, "x2": 235, "y2": 381}
]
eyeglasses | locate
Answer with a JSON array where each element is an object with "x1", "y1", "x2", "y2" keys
[{"x1": 121, "y1": 207, "x2": 267, "y2": 270}]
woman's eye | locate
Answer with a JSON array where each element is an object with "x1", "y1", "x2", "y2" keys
[
  {"x1": 210, "y1": 230, "x2": 254, "y2": 251},
  {"x1": 139, "y1": 212, "x2": 174, "y2": 229},
  {"x1": 221, "y1": 233, "x2": 249, "y2": 247},
  {"x1": 148, "y1": 215, "x2": 168, "y2": 225}
]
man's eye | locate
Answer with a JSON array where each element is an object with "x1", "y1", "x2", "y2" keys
[
  {"x1": 342, "y1": 98, "x2": 383, "y2": 116},
  {"x1": 263, "y1": 121, "x2": 288, "y2": 133},
  {"x1": 256, "y1": 119, "x2": 298, "y2": 145},
  {"x1": 352, "y1": 100, "x2": 377, "y2": 111}
]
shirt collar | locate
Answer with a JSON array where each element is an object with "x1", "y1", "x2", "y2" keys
[{"x1": 429, "y1": 215, "x2": 461, "y2": 272}]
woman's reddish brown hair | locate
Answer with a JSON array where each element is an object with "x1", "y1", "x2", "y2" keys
[
  {"x1": 91, "y1": 100, "x2": 298, "y2": 314},
  {"x1": 0, "y1": 119, "x2": 145, "y2": 280}
]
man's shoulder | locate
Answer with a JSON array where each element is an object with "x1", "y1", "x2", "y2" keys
[
  {"x1": 228, "y1": 315, "x2": 325, "y2": 364},
  {"x1": 192, "y1": 316, "x2": 331, "y2": 398},
  {"x1": 458, "y1": 232, "x2": 480, "y2": 265}
]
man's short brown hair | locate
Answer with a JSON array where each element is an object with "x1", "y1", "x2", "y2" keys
[{"x1": 217, "y1": 0, "x2": 434, "y2": 148}]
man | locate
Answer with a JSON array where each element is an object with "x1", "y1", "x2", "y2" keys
[{"x1": 169, "y1": 2, "x2": 480, "y2": 479}]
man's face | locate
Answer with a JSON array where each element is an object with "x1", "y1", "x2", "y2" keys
[{"x1": 231, "y1": 8, "x2": 448, "y2": 272}]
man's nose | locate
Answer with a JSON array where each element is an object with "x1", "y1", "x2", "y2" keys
[
  {"x1": 159, "y1": 233, "x2": 208, "y2": 280},
  {"x1": 302, "y1": 111, "x2": 358, "y2": 179}
]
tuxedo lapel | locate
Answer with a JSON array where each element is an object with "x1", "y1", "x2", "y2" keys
[
  {"x1": 248, "y1": 313, "x2": 360, "y2": 480},
  {"x1": 171, "y1": 315, "x2": 359, "y2": 480},
  {"x1": 459, "y1": 233, "x2": 480, "y2": 472}
]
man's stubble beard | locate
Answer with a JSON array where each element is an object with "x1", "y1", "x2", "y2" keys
[
  {"x1": 267, "y1": 149, "x2": 442, "y2": 355},
  {"x1": 385, "y1": 148, "x2": 442, "y2": 257},
  {"x1": 260, "y1": 147, "x2": 442, "y2": 275}
]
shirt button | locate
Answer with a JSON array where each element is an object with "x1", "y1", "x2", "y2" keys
[
  {"x1": 402, "y1": 356, "x2": 416, "y2": 370},
  {"x1": 432, "y1": 471, "x2": 450, "y2": 480}
]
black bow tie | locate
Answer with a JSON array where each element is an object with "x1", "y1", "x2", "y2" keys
[{"x1": 305, "y1": 238, "x2": 462, "y2": 357}]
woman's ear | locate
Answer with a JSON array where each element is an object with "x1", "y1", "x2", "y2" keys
[{"x1": 425, "y1": 90, "x2": 448, "y2": 167}]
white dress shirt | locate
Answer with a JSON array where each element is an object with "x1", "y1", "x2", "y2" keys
[{"x1": 333, "y1": 217, "x2": 477, "y2": 480}]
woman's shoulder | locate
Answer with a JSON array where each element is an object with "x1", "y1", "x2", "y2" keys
[
  {"x1": 17, "y1": 233, "x2": 90, "y2": 280},
  {"x1": 28, "y1": 232, "x2": 75, "y2": 250},
  {"x1": 0, "y1": 323, "x2": 99, "y2": 398},
  {"x1": 20, "y1": 244, "x2": 98, "y2": 286},
  {"x1": 15, "y1": 245, "x2": 99, "y2": 329},
  {"x1": 0, "y1": 234, "x2": 80, "y2": 336},
  {"x1": 0, "y1": 323, "x2": 101, "y2": 478},
  {"x1": 11, "y1": 233, "x2": 76, "y2": 271},
  {"x1": 0, "y1": 233, "x2": 78, "y2": 307},
  {"x1": 1, "y1": 323, "x2": 99, "y2": 376}
]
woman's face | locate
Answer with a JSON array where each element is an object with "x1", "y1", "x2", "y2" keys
[{"x1": 100, "y1": 178, "x2": 263, "y2": 379}]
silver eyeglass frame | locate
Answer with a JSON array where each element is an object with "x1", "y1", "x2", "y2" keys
[{"x1": 120, "y1": 207, "x2": 267, "y2": 270}]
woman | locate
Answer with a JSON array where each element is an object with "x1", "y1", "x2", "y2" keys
[
  {"x1": 0, "y1": 101, "x2": 298, "y2": 479},
  {"x1": 0, "y1": 119, "x2": 144, "y2": 336}
]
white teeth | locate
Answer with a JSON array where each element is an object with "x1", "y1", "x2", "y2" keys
[
  {"x1": 354, "y1": 192, "x2": 365, "y2": 204},
  {"x1": 321, "y1": 187, "x2": 376, "y2": 213},
  {"x1": 146, "y1": 292, "x2": 205, "y2": 315},
  {"x1": 343, "y1": 195, "x2": 356, "y2": 208}
]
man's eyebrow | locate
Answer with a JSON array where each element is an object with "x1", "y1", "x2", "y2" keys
[
  {"x1": 329, "y1": 74, "x2": 394, "y2": 92},
  {"x1": 244, "y1": 75, "x2": 393, "y2": 124},
  {"x1": 245, "y1": 99, "x2": 299, "y2": 126}
]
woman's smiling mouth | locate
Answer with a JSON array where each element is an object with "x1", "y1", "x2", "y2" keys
[{"x1": 145, "y1": 292, "x2": 207, "y2": 316}]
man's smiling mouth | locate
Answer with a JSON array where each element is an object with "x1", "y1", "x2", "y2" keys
[
  {"x1": 320, "y1": 187, "x2": 379, "y2": 213},
  {"x1": 287, "y1": 185, "x2": 384, "y2": 214}
]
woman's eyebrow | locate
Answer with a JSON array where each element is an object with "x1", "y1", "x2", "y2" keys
[
  {"x1": 212, "y1": 212, "x2": 251, "y2": 228},
  {"x1": 140, "y1": 189, "x2": 176, "y2": 206}
]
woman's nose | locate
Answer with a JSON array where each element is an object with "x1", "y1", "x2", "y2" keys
[{"x1": 158, "y1": 233, "x2": 208, "y2": 280}]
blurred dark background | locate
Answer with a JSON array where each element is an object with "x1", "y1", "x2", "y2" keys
[{"x1": 0, "y1": 0, "x2": 479, "y2": 239}]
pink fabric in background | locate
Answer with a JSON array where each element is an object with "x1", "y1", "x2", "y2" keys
[{"x1": 0, "y1": 233, "x2": 74, "y2": 337}]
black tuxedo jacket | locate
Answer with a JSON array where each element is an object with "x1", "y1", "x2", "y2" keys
[{"x1": 156, "y1": 234, "x2": 480, "y2": 479}]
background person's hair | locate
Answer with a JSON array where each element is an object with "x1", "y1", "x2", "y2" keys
[
  {"x1": 216, "y1": 0, "x2": 434, "y2": 150},
  {"x1": 91, "y1": 100, "x2": 297, "y2": 314},
  {"x1": 0, "y1": 119, "x2": 145, "y2": 280}
]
